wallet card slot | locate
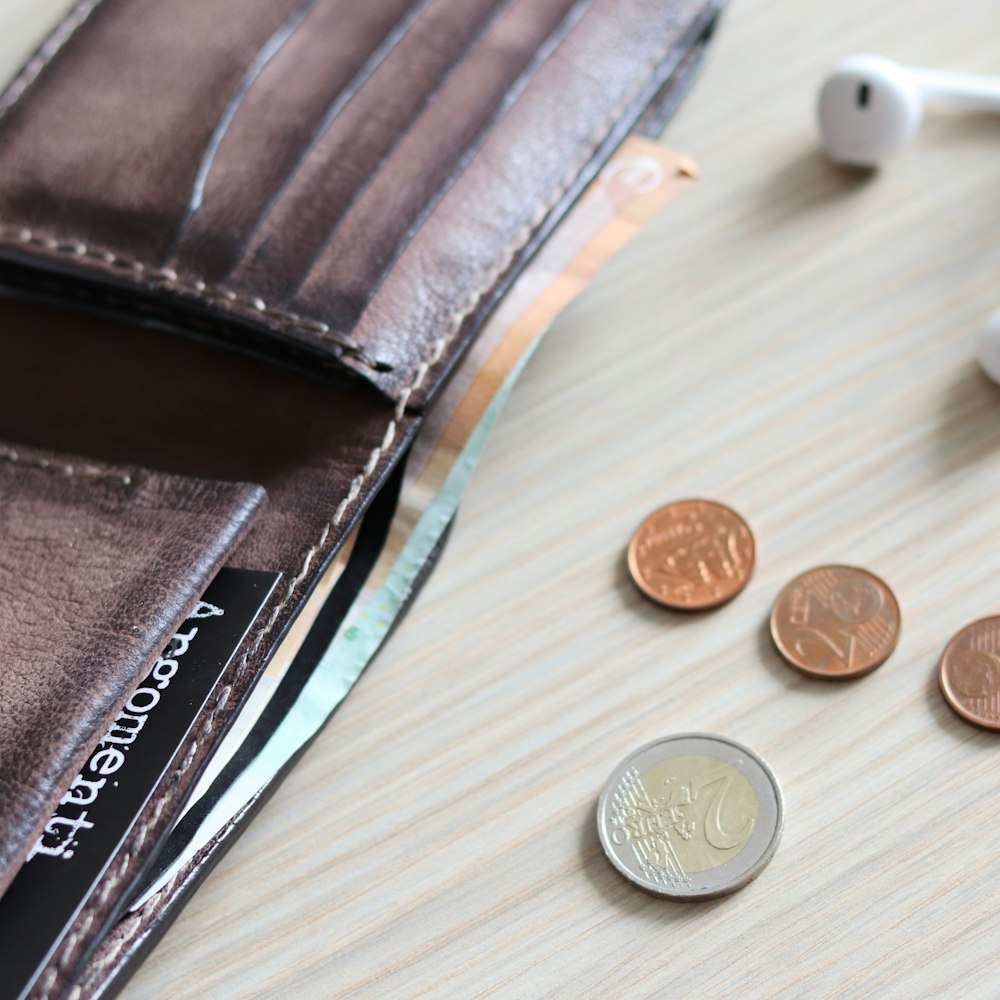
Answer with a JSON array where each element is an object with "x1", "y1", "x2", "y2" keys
[
  {"x1": 224, "y1": 0, "x2": 575, "y2": 310},
  {"x1": 0, "y1": 0, "x2": 310, "y2": 263},
  {"x1": 175, "y1": 0, "x2": 516, "y2": 290},
  {"x1": 0, "y1": 441, "x2": 265, "y2": 900},
  {"x1": 164, "y1": 0, "x2": 423, "y2": 282},
  {"x1": 277, "y1": 0, "x2": 587, "y2": 335}
]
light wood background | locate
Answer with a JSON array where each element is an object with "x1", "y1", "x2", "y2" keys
[{"x1": 9, "y1": 2, "x2": 1000, "y2": 997}]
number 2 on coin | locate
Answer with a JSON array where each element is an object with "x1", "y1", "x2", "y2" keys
[
  {"x1": 702, "y1": 773, "x2": 755, "y2": 851},
  {"x1": 792, "y1": 626, "x2": 855, "y2": 672}
]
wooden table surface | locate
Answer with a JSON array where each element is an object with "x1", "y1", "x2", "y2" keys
[{"x1": 10, "y1": 2, "x2": 1000, "y2": 997}]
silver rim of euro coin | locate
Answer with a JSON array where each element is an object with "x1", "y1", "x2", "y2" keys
[{"x1": 597, "y1": 733, "x2": 783, "y2": 901}]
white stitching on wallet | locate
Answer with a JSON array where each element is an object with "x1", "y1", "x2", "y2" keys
[
  {"x1": 94, "y1": 915, "x2": 139, "y2": 973},
  {"x1": 0, "y1": 226, "x2": 381, "y2": 371},
  {"x1": 0, "y1": 445, "x2": 132, "y2": 486},
  {"x1": 0, "y1": 6, "x2": 381, "y2": 371},
  {"x1": 39, "y1": 968, "x2": 57, "y2": 996},
  {"x1": 36, "y1": 25, "x2": 679, "y2": 998}
]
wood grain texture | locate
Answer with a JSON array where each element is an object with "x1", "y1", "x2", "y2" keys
[{"x1": 8, "y1": 1, "x2": 1000, "y2": 997}]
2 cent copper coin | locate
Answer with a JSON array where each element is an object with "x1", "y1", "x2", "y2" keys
[
  {"x1": 939, "y1": 617, "x2": 1000, "y2": 731},
  {"x1": 627, "y1": 500, "x2": 755, "y2": 611},
  {"x1": 770, "y1": 565, "x2": 901, "y2": 678}
]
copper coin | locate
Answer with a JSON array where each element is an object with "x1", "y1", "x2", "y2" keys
[
  {"x1": 769, "y1": 565, "x2": 901, "y2": 678},
  {"x1": 939, "y1": 617, "x2": 1000, "y2": 731},
  {"x1": 627, "y1": 500, "x2": 755, "y2": 611}
]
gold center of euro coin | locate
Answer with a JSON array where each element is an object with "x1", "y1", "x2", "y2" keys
[{"x1": 618, "y1": 755, "x2": 758, "y2": 876}]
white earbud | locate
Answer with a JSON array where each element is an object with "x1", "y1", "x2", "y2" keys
[
  {"x1": 818, "y1": 54, "x2": 1000, "y2": 167},
  {"x1": 978, "y1": 309, "x2": 1000, "y2": 386}
]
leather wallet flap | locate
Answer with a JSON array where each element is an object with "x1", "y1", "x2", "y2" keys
[
  {"x1": 0, "y1": 441, "x2": 264, "y2": 898},
  {"x1": 0, "y1": 0, "x2": 720, "y2": 408}
]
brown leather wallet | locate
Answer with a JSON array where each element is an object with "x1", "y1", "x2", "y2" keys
[{"x1": 0, "y1": 1, "x2": 723, "y2": 996}]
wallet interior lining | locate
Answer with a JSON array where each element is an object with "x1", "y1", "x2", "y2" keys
[{"x1": 0, "y1": 297, "x2": 411, "y2": 576}]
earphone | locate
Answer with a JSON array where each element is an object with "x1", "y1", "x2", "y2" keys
[
  {"x1": 817, "y1": 53, "x2": 1000, "y2": 168},
  {"x1": 817, "y1": 53, "x2": 1000, "y2": 386},
  {"x1": 978, "y1": 310, "x2": 1000, "y2": 385}
]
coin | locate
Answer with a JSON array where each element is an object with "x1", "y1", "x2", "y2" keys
[
  {"x1": 939, "y1": 617, "x2": 1000, "y2": 731},
  {"x1": 626, "y1": 500, "x2": 755, "y2": 611},
  {"x1": 597, "y1": 733, "x2": 783, "y2": 901},
  {"x1": 769, "y1": 565, "x2": 901, "y2": 678}
]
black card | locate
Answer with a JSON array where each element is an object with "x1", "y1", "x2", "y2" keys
[{"x1": 0, "y1": 567, "x2": 280, "y2": 1000}]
